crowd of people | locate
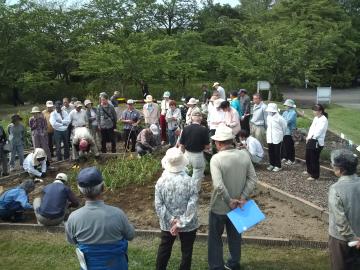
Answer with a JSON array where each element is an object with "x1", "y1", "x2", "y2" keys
[{"x1": 0, "y1": 83, "x2": 359, "y2": 270}]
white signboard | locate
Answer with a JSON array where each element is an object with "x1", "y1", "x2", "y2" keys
[
  {"x1": 257, "y1": 81, "x2": 271, "y2": 91},
  {"x1": 317, "y1": 87, "x2": 331, "y2": 104}
]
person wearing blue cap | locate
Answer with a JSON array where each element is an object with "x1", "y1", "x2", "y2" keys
[{"x1": 65, "y1": 167, "x2": 135, "y2": 270}]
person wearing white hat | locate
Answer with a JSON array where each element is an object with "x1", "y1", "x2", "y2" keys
[
  {"x1": 165, "y1": 100, "x2": 182, "y2": 147},
  {"x1": 185, "y1": 98, "x2": 200, "y2": 125},
  {"x1": 155, "y1": 147, "x2": 199, "y2": 270},
  {"x1": 84, "y1": 99, "x2": 101, "y2": 147},
  {"x1": 208, "y1": 124, "x2": 257, "y2": 270},
  {"x1": 265, "y1": 103, "x2": 287, "y2": 172},
  {"x1": 42, "y1": 100, "x2": 55, "y2": 158},
  {"x1": 23, "y1": 148, "x2": 48, "y2": 178},
  {"x1": 143, "y1": 95, "x2": 160, "y2": 127},
  {"x1": 281, "y1": 99, "x2": 297, "y2": 165},
  {"x1": 33, "y1": 172, "x2": 79, "y2": 226},
  {"x1": 212, "y1": 82, "x2": 226, "y2": 100},
  {"x1": 135, "y1": 124, "x2": 161, "y2": 157},
  {"x1": 160, "y1": 91, "x2": 171, "y2": 143},
  {"x1": 121, "y1": 99, "x2": 141, "y2": 152},
  {"x1": 69, "y1": 101, "x2": 88, "y2": 132},
  {"x1": 208, "y1": 98, "x2": 225, "y2": 154}
]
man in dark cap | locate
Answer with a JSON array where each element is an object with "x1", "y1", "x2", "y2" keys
[
  {"x1": 0, "y1": 179, "x2": 35, "y2": 222},
  {"x1": 66, "y1": 167, "x2": 135, "y2": 270}
]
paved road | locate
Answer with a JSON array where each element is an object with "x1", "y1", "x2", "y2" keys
[{"x1": 282, "y1": 88, "x2": 360, "y2": 110}]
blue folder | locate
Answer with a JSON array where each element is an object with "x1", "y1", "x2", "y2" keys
[{"x1": 227, "y1": 200, "x2": 266, "y2": 234}]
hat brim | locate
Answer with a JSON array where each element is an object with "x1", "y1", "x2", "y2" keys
[
  {"x1": 151, "y1": 130, "x2": 159, "y2": 135},
  {"x1": 211, "y1": 134, "x2": 234, "y2": 141},
  {"x1": 46, "y1": 104, "x2": 54, "y2": 108},
  {"x1": 161, "y1": 155, "x2": 189, "y2": 173},
  {"x1": 31, "y1": 110, "x2": 41, "y2": 113}
]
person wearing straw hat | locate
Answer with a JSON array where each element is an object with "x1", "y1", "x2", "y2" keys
[
  {"x1": 7, "y1": 114, "x2": 25, "y2": 172},
  {"x1": 208, "y1": 124, "x2": 257, "y2": 270},
  {"x1": 42, "y1": 100, "x2": 55, "y2": 158},
  {"x1": 328, "y1": 149, "x2": 360, "y2": 270},
  {"x1": 212, "y1": 82, "x2": 226, "y2": 100},
  {"x1": 143, "y1": 95, "x2": 160, "y2": 127},
  {"x1": 155, "y1": 147, "x2": 199, "y2": 270},
  {"x1": 84, "y1": 99, "x2": 101, "y2": 147},
  {"x1": 185, "y1": 98, "x2": 200, "y2": 125},
  {"x1": 0, "y1": 179, "x2": 35, "y2": 222},
  {"x1": 160, "y1": 91, "x2": 171, "y2": 144},
  {"x1": 265, "y1": 103, "x2": 287, "y2": 172},
  {"x1": 33, "y1": 173, "x2": 79, "y2": 226},
  {"x1": 281, "y1": 99, "x2": 297, "y2": 166},
  {"x1": 135, "y1": 124, "x2": 160, "y2": 157},
  {"x1": 29, "y1": 107, "x2": 52, "y2": 160}
]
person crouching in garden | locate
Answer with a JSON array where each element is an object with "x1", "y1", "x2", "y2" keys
[
  {"x1": 33, "y1": 173, "x2": 79, "y2": 226},
  {"x1": 165, "y1": 100, "x2": 181, "y2": 147},
  {"x1": 304, "y1": 104, "x2": 328, "y2": 181},
  {"x1": 66, "y1": 167, "x2": 135, "y2": 270},
  {"x1": 328, "y1": 149, "x2": 360, "y2": 270},
  {"x1": 7, "y1": 114, "x2": 25, "y2": 172},
  {"x1": 265, "y1": 103, "x2": 287, "y2": 172},
  {"x1": 281, "y1": 99, "x2": 297, "y2": 166},
  {"x1": 0, "y1": 179, "x2": 34, "y2": 222},
  {"x1": 136, "y1": 124, "x2": 160, "y2": 157},
  {"x1": 239, "y1": 129, "x2": 264, "y2": 165},
  {"x1": 155, "y1": 147, "x2": 199, "y2": 270},
  {"x1": 72, "y1": 127, "x2": 100, "y2": 162},
  {"x1": 23, "y1": 148, "x2": 47, "y2": 178}
]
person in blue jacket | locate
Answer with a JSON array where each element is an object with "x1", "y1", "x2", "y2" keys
[
  {"x1": 0, "y1": 179, "x2": 35, "y2": 222},
  {"x1": 230, "y1": 91, "x2": 242, "y2": 117},
  {"x1": 281, "y1": 99, "x2": 297, "y2": 165}
]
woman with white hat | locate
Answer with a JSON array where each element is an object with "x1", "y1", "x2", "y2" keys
[
  {"x1": 265, "y1": 103, "x2": 287, "y2": 172},
  {"x1": 29, "y1": 106, "x2": 51, "y2": 160},
  {"x1": 155, "y1": 147, "x2": 199, "y2": 270},
  {"x1": 281, "y1": 99, "x2": 297, "y2": 165},
  {"x1": 185, "y1": 98, "x2": 200, "y2": 125},
  {"x1": 160, "y1": 91, "x2": 171, "y2": 144},
  {"x1": 143, "y1": 95, "x2": 160, "y2": 127}
]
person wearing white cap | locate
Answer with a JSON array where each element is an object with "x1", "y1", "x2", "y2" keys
[
  {"x1": 212, "y1": 82, "x2": 226, "y2": 100},
  {"x1": 208, "y1": 98, "x2": 225, "y2": 154},
  {"x1": 281, "y1": 99, "x2": 297, "y2": 165},
  {"x1": 155, "y1": 147, "x2": 199, "y2": 270},
  {"x1": 208, "y1": 124, "x2": 257, "y2": 270},
  {"x1": 143, "y1": 95, "x2": 160, "y2": 127},
  {"x1": 69, "y1": 101, "x2": 88, "y2": 132},
  {"x1": 265, "y1": 103, "x2": 287, "y2": 172},
  {"x1": 84, "y1": 99, "x2": 101, "y2": 147},
  {"x1": 185, "y1": 98, "x2": 200, "y2": 125},
  {"x1": 165, "y1": 100, "x2": 182, "y2": 147},
  {"x1": 160, "y1": 91, "x2": 171, "y2": 143},
  {"x1": 42, "y1": 100, "x2": 55, "y2": 158},
  {"x1": 250, "y1": 93, "x2": 267, "y2": 146},
  {"x1": 33, "y1": 173, "x2": 79, "y2": 226},
  {"x1": 121, "y1": 99, "x2": 141, "y2": 152},
  {"x1": 135, "y1": 124, "x2": 160, "y2": 157}
]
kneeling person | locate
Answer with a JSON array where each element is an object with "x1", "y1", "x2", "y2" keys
[
  {"x1": 34, "y1": 173, "x2": 79, "y2": 226},
  {"x1": 239, "y1": 129, "x2": 264, "y2": 164},
  {"x1": 23, "y1": 148, "x2": 47, "y2": 178},
  {"x1": 136, "y1": 124, "x2": 161, "y2": 157},
  {"x1": 72, "y1": 127, "x2": 100, "y2": 162}
]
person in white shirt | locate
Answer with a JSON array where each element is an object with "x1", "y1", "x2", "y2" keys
[
  {"x1": 305, "y1": 104, "x2": 329, "y2": 180},
  {"x1": 239, "y1": 129, "x2": 264, "y2": 164},
  {"x1": 143, "y1": 95, "x2": 160, "y2": 127},
  {"x1": 50, "y1": 101, "x2": 71, "y2": 161},
  {"x1": 72, "y1": 127, "x2": 100, "y2": 162},
  {"x1": 185, "y1": 98, "x2": 200, "y2": 125},
  {"x1": 160, "y1": 91, "x2": 171, "y2": 144},
  {"x1": 212, "y1": 82, "x2": 226, "y2": 100},
  {"x1": 165, "y1": 100, "x2": 181, "y2": 147},
  {"x1": 69, "y1": 101, "x2": 88, "y2": 130},
  {"x1": 265, "y1": 103, "x2": 287, "y2": 172},
  {"x1": 23, "y1": 148, "x2": 47, "y2": 178}
]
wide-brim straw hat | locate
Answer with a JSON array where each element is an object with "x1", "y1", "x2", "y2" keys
[
  {"x1": 283, "y1": 99, "x2": 296, "y2": 108},
  {"x1": 213, "y1": 82, "x2": 220, "y2": 87},
  {"x1": 31, "y1": 106, "x2": 41, "y2": 113},
  {"x1": 187, "y1": 98, "x2": 198, "y2": 105},
  {"x1": 161, "y1": 147, "x2": 189, "y2": 173},
  {"x1": 84, "y1": 99, "x2": 92, "y2": 106},
  {"x1": 211, "y1": 124, "x2": 234, "y2": 141}
]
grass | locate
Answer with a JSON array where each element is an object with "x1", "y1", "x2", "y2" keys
[{"x1": 0, "y1": 230, "x2": 330, "y2": 270}]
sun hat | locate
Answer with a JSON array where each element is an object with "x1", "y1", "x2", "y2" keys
[
  {"x1": 265, "y1": 103, "x2": 278, "y2": 113},
  {"x1": 114, "y1": 91, "x2": 120, "y2": 96},
  {"x1": 145, "y1": 95, "x2": 153, "y2": 103},
  {"x1": 84, "y1": 99, "x2": 92, "y2": 106},
  {"x1": 283, "y1": 99, "x2": 296, "y2": 108},
  {"x1": 150, "y1": 124, "x2": 159, "y2": 135},
  {"x1": 31, "y1": 106, "x2": 41, "y2": 114},
  {"x1": 163, "y1": 91, "x2": 170, "y2": 98},
  {"x1": 55, "y1": 173, "x2": 68, "y2": 183},
  {"x1": 77, "y1": 167, "x2": 103, "y2": 188},
  {"x1": 161, "y1": 147, "x2": 189, "y2": 173},
  {"x1": 33, "y1": 148, "x2": 47, "y2": 165},
  {"x1": 187, "y1": 98, "x2": 198, "y2": 105},
  {"x1": 127, "y1": 99, "x2": 134, "y2": 104},
  {"x1": 79, "y1": 139, "x2": 89, "y2": 151},
  {"x1": 211, "y1": 124, "x2": 235, "y2": 141},
  {"x1": 75, "y1": 101, "x2": 83, "y2": 108},
  {"x1": 213, "y1": 82, "x2": 220, "y2": 87},
  {"x1": 46, "y1": 101, "x2": 54, "y2": 108},
  {"x1": 20, "y1": 179, "x2": 35, "y2": 193},
  {"x1": 214, "y1": 98, "x2": 224, "y2": 108}
]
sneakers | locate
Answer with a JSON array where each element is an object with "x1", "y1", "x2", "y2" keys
[
  {"x1": 224, "y1": 263, "x2": 240, "y2": 270},
  {"x1": 272, "y1": 166, "x2": 282, "y2": 172},
  {"x1": 307, "y1": 177, "x2": 316, "y2": 181},
  {"x1": 281, "y1": 158, "x2": 287, "y2": 163},
  {"x1": 267, "y1": 165, "x2": 274, "y2": 171},
  {"x1": 302, "y1": 171, "x2": 308, "y2": 175},
  {"x1": 285, "y1": 160, "x2": 296, "y2": 165}
]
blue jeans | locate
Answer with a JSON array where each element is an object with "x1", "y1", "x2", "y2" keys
[
  {"x1": 208, "y1": 211, "x2": 241, "y2": 270},
  {"x1": 9, "y1": 144, "x2": 24, "y2": 167},
  {"x1": 53, "y1": 130, "x2": 70, "y2": 161},
  {"x1": 0, "y1": 201, "x2": 24, "y2": 222},
  {"x1": 167, "y1": 129, "x2": 177, "y2": 147}
]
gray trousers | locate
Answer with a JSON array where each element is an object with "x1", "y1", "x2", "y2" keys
[
  {"x1": 208, "y1": 211, "x2": 241, "y2": 270},
  {"x1": 9, "y1": 144, "x2": 24, "y2": 167},
  {"x1": 32, "y1": 133, "x2": 51, "y2": 161},
  {"x1": 54, "y1": 130, "x2": 70, "y2": 161},
  {"x1": 33, "y1": 197, "x2": 65, "y2": 226},
  {"x1": 329, "y1": 236, "x2": 360, "y2": 270},
  {"x1": 250, "y1": 124, "x2": 266, "y2": 147}
]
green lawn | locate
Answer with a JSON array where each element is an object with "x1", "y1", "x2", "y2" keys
[{"x1": 0, "y1": 230, "x2": 329, "y2": 270}]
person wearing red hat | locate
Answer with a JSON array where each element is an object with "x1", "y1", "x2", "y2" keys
[{"x1": 72, "y1": 127, "x2": 100, "y2": 162}]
